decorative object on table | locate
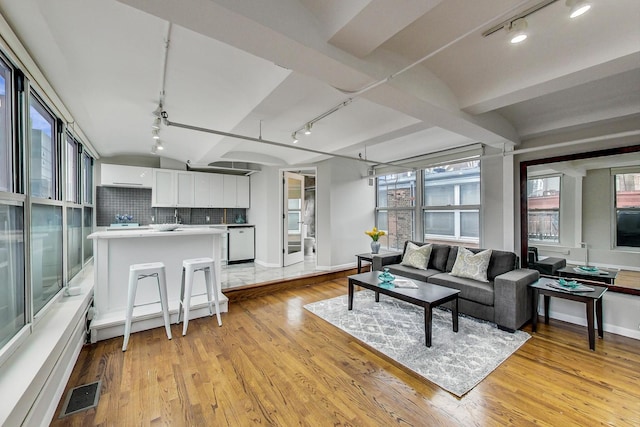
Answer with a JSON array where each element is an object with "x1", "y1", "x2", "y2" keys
[
  {"x1": 115, "y1": 214, "x2": 133, "y2": 223},
  {"x1": 234, "y1": 214, "x2": 246, "y2": 224},
  {"x1": 150, "y1": 223, "x2": 180, "y2": 232},
  {"x1": 304, "y1": 290, "x2": 530, "y2": 397},
  {"x1": 364, "y1": 227, "x2": 385, "y2": 254},
  {"x1": 546, "y1": 278, "x2": 594, "y2": 293},
  {"x1": 393, "y1": 278, "x2": 419, "y2": 289},
  {"x1": 574, "y1": 265, "x2": 600, "y2": 275},
  {"x1": 377, "y1": 268, "x2": 395, "y2": 288}
]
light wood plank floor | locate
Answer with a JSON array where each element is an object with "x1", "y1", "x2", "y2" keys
[{"x1": 52, "y1": 278, "x2": 640, "y2": 426}]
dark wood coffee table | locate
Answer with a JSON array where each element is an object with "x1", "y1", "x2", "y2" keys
[
  {"x1": 348, "y1": 272, "x2": 459, "y2": 347},
  {"x1": 530, "y1": 278, "x2": 607, "y2": 351}
]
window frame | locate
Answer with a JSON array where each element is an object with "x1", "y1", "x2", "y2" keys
[
  {"x1": 527, "y1": 174, "x2": 561, "y2": 244},
  {"x1": 613, "y1": 170, "x2": 640, "y2": 248}
]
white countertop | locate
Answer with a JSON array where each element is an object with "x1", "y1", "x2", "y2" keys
[{"x1": 88, "y1": 227, "x2": 227, "y2": 239}]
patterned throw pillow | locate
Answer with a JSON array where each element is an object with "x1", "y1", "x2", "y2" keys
[
  {"x1": 401, "y1": 242, "x2": 432, "y2": 270},
  {"x1": 450, "y1": 247, "x2": 492, "y2": 282}
]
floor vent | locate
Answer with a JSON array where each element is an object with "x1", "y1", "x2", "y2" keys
[{"x1": 59, "y1": 380, "x2": 101, "y2": 418}]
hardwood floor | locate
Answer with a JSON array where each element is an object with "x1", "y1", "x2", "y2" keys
[{"x1": 52, "y1": 278, "x2": 640, "y2": 426}]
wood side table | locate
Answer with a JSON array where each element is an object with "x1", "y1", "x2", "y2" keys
[{"x1": 530, "y1": 278, "x2": 607, "y2": 351}]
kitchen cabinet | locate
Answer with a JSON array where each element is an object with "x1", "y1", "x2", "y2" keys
[
  {"x1": 101, "y1": 164, "x2": 153, "y2": 188},
  {"x1": 194, "y1": 172, "x2": 224, "y2": 208},
  {"x1": 152, "y1": 169, "x2": 195, "y2": 207},
  {"x1": 223, "y1": 175, "x2": 250, "y2": 208},
  {"x1": 153, "y1": 169, "x2": 248, "y2": 208}
]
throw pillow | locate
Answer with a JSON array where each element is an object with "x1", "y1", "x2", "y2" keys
[
  {"x1": 401, "y1": 242, "x2": 432, "y2": 270},
  {"x1": 450, "y1": 247, "x2": 492, "y2": 282}
]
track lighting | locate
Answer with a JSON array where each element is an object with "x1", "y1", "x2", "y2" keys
[
  {"x1": 507, "y1": 18, "x2": 528, "y2": 44},
  {"x1": 304, "y1": 123, "x2": 312, "y2": 135},
  {"x1": 152, "y1": 129, "x2": 160, "y2": 139},
  {"x1": 567, "y1": 0, "x2": 591, "y2": 18},
  {"x1": 291, "y1": 132, "x2": 298, "y2": 143},
  {"x1": 156, "y1": 140, "x2": 164, "y2": 150},
  {"x1": 151, "y1": 144, "x2": 158, "y2": 154},
  {"x1": 152, "y1": 103, "x2": 163, "y2": 117},
  {"x1": 151, "y1": 117, "x2": 161, "y2": 130}
]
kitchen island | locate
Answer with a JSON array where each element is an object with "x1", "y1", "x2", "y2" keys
[{"x1": 88, "y1": 227, "x2": 228, "y2": 343}]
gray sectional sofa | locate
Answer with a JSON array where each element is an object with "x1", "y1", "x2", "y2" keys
[{"x1": 372, "y1": 241, "x2": 539, "y2": 332}]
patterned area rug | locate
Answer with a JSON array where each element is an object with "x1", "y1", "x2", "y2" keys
[{"x1": 304, "y1": 290, "x2": 530, "y2": 397}]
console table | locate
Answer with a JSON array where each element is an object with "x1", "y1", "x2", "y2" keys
[
  {"x1": 530, "y1": 278, "x2": 607, "y2": 351},
  {"x1": 557, "y1": 266, "x2": 617, "y2": 285}
]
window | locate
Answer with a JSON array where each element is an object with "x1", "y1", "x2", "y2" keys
[
  {"x1": 0, "y1": 58, "x2": 13, "y2": 193},
  {"x1": 83, "y1": 206, "x2": 93, "y2": 262},
  {"x1": 31, "y1": 204, "x2": 63, "y2": 314},
  {"x1": 376, "y1": 172, "x2": 416, "y2": 249},
  {"x1": 0, "y1": 203, "x2": 25, "y2": 348},
  {"x1": 29, "y1": 94, "x2": 58, "y2": 200},
  {"x1": 423, "y1": 161, "x2": 480, "y2": 245},
  {"x1": 614, "y1": 172, "x2": 640, "y2": 247},
  {"x1": 527, "y1": 175, "x2": 560, "y2": 243},
  {"x1": 82, "y1": 152, "x2": 93, "y2": 204},
  {"x1": 66, "y1": 134, "x2": 80, "y2": 203},
  {"x1": 67, "y1": 207, "x2": 82, "y2": 279}
]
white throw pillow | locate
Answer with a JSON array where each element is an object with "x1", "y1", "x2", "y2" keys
[
  {"x1": 450, "y1": 247, "x2": 492, "y2": 282},
  {"x1": 401, "y1": 242, "x2": 432, "y2": 270}
]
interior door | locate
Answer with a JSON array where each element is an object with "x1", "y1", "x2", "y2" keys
[{"x1": 283, "y1": 172, "x2": 305, "y2": 266}]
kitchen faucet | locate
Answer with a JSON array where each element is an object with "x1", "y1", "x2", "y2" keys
[{"x1": 174, "y1": 208, "x2": 179, "y2": 224}]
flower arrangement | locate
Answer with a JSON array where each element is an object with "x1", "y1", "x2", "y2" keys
[{"x1": 364, "y1": 227, "x2": 386, "y2": 241}]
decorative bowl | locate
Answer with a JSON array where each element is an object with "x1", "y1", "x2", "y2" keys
[{"x1": 151, "y1": 224, "x2": 180, "y2": 232}]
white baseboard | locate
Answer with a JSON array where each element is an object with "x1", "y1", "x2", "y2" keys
[{"x1": 542, "y1": 309, "x2": 640, "y2": 341}]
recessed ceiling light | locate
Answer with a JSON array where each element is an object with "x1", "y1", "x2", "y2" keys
[{"x1": 567, "y1": 0, "x2": 591, "y2": 18}]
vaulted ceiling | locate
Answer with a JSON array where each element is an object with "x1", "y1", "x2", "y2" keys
[{"x1": 0, "y1": 0, "x2": 638, "y2": 167}]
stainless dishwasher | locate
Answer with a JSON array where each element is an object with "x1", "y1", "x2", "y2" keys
[{"x1": 227, "y1": 225, "x2": 255, "y2": 264}]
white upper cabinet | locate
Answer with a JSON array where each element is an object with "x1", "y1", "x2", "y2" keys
[
  {"x1": 152, "y1": 169, "x2": 248, "y2": 208},
  {"x1": 194, "y1": 172, "x2": 225, "y2": 207},
  {"x1": 152, "y1": 169, "x2": 175, "y2": 207},
  {"x1": 223, "y1": 175, "x2": 250, "y2": 208},
  {"x1": 101, "y1": 164, "x2": 152, "y2": 188},
  {"x1": 152, "y1": 169, "x2": 194, "y2": 207}
]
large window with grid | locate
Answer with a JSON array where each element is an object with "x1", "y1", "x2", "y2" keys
[
  {"x1": 614, "y1": 171, "x2": 640, "y2": 248},
  {"x1": 423, "y1": 161, "x2": 480, "y2": 246},
  {"x1": 375, "y1": 158, "x2": 481, "y2": 250},
  {"x1": 527, "y1": 175, "x2": 560, "y2": 243}
]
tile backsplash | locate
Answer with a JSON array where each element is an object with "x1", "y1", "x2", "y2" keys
[{"x1": 96, "y1": 186, "x2": 247, "y2": 226}]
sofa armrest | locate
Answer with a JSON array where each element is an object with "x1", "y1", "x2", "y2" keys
[
  {"x1": 372, "y1": 252, "x2": 402, "y2": 271},
  {"x1": 494, "y1": 268, "x2": 540, "y2": 331}
]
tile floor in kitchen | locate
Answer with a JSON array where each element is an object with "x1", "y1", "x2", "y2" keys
[{"x1": 220, "y1": 255, "x2": 323, "y2": 289}]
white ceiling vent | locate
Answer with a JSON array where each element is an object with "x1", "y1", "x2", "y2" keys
[{"x1": 186, "y1": 161, "x2": 261, "y2": 176}]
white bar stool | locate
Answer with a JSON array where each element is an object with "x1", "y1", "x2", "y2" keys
[
  {"x1": 123, "y1": 262, "x2": 172, "y2": 351},
  {"x1": 178, "y1": 257, "x2": 222, "y2": 335}
]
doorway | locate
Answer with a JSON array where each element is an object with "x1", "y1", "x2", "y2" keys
[{"x1": 282, "y1": 169, "x2": 316, "y2": 267}]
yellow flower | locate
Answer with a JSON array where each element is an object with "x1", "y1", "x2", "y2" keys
[{"x1": 364, "y1": 227, "x2": 386, "y2": 241}]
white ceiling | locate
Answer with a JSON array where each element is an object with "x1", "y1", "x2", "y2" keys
[{"x1": 0, "y1": 0, "x2": 638, "y2": 167}]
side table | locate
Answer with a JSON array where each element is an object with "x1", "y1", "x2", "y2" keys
[
  {"x1": 530, "y1": 278, "x2": 607, "y2": 351},
  {"x1": 557, "y1": 266, "x2": 617, "y2": 285},
  {"x1": 355, "y1": 253, "x2": 375, "y2": 273}
]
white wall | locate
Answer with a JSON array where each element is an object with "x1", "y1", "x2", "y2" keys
[
  {"x1": 250, "y1": 167, "x2": 281, "y2": 267},
  {"x1": 316, "y1": 157, "x2": 375, "y2": 270},
  {"x1": 482, "y1": 152, "x2": 508, "y2": 251}
]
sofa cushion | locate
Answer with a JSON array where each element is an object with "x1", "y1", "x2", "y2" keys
[
  {"x1": 401, "y1": 242, "x2": 432, "y2": 270},
  {"x1": 428, "y1": 273, "x2": 495, "y2": 306},
  {"x1": 446, "y1": 246, "x2": 518, "y2": 281},
  {"x1": 428, "y1": 244, "x2": 451, "y2": 271},
  {"x1": 450, "y1": 247, "x2": 492, "y2": 282},
  {"x1": 384, "y1": 264, "x2": 441, "y2": 282}
]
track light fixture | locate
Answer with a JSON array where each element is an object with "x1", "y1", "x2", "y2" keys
[
  {"x1": 151, "y1": 144, "x2": 158, "y2": 154},
  {"x1": 507, "y1": 18, "x2": 528, "y2": 44},
  {"x1": 151, "y1": 117, "x2": 161, "y2": 130},
  {"x1": 156, "y1": 140, "x2": 164, "y2": 150},
  {"x1": 304, "y1": 123, "x2": 312, "y2": 135},
  {"x1": 291, "y1": 132, "x2": 298, "y2": 143},
  {"x1": 566, "y1": 0, "x2": 591, "y2": 18},
  {"x1": 152, "y1": 102, "x2": 163, "y2": 117},
  {"x1": 152, "y1": 129, "x2": 160, "y2": 139}
]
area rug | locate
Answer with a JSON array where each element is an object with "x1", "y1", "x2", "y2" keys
[{"x1": 304, "y1": 290, "x2": 530, "y2": 397}]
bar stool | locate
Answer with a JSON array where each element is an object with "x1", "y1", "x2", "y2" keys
[
  {"x1": 123, "y1": 262, "x2": 172, "y2": 351},
  {"x1": 178, "y1": 257, "x2": 222, "y2": 335}
]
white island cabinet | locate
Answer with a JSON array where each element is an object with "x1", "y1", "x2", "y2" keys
[{"x1": 88, "y1": 227, "x2": 228, "y2": 343}]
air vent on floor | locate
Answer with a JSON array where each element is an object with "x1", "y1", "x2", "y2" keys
[{"x1": 59, "y1": 380, "x2": 102, "y2": 418}]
